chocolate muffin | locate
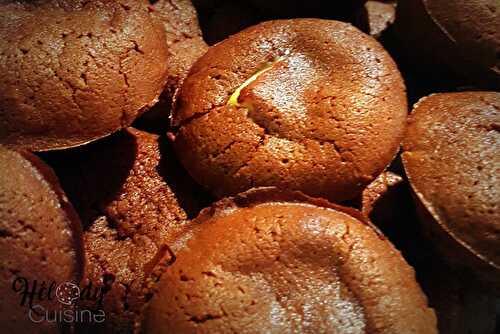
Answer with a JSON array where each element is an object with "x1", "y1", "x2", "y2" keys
[
  {"x1": 171, "y1": 19, "x2": 407, "y2": 202},
  {"x1": 402, "y1": 92, "x2": 500, "y2": 289},
  {"x1": 355, "y1": 1, "x2": 396, "y2": 39},
  {"x1": 393, "y1": 0, "x2": 500, "y2": 87},
  {"x1": 362, "y1": 171, "x2": 498, "y2": 333},
  {"x1": 0, "y1": 0, "x2": 169, "y2": 151},
  {"x1": 46, "y1": 128, "x2": 203, "y2": 333},
  {"x1": 0, "y1": 146, "x2": 84, "y2": 333},
  {"x1": 140, "y1": 188, "x2": 437, "y2": 333}
]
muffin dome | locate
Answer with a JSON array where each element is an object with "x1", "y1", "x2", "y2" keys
[
  {"x1": 0, "y1": 146, "x2": 84, "y2": 333},
  {"x1": 402, "y1": 92, "x2": 500, "y2": 288},
  {"x1": 393, "y1": 0, "x2": 500, "y2": 87},
  {"x1": 0, "y1": 0, "x2": 169, "y2": 151},
  {"x1": 140, "y1": 188, "x2": 436, "y2": 333},
  {"x1": 171, "y1": 19, "x2": 407, "y2": 202}
]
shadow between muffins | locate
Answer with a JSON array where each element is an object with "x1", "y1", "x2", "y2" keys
[{"x1": 39, "y1": 130, "x2": 137, "y2": 229}]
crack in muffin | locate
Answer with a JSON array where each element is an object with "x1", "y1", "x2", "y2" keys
[{"x1": 227, "y1": 56, "x2": 286, "y2": 107}]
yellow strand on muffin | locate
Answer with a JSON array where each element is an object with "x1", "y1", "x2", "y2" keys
[{"x1": 228, "y1": 58, "x2": 284, "y2": 107}]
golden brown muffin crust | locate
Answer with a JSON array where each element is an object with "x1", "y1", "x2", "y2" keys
[
  {"x1": 402, "y1": 92, "x2": 500, "y2": 283},
  {"x1": 0, "y1": 0, "x2": 169, "y2": 151},
  {"x1": 0, "y1": 146, "x2": 84, "y2": 333},
  {"x1": 141, "y1": 188, "x2": 437, "y2": 334},
  {"x1": 172, "y1": 19, "x2": 407, "y2": 202}
]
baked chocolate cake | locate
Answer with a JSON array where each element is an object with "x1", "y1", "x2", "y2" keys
[
  {"x1": 0, "y1": 146, "x2": 84, "y2": 333},
  {"x1": 171, "y1": 19, "x2": 407, "y2": 203},
  {"x1": 140, "y1": 188, "x2": 437, "y2": 333},
  {"x1": 402, "y1": 92, "x2": 500, "y2": 289},
  {"x1": 0, "y1": 0, "x2": 169, "y2": 151},
  {"x1": 361, "y1": 171, "x2": 404, "y2": 221},
  {"x1": 0, "y1": 1, "x2": 497, "y2": 331},
  {"x1": 362, "y1": 169, "x2": 499, "y2": 333}
]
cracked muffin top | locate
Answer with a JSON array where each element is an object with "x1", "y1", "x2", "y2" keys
[
  {"x1": 0, "y1": 0, "x2": 169, "y2": 151},
  {"x1": 171, "y1": 19, "x2": 407, "y2": 203},
  {"x1": 402, "y1": 92, "x2": 500, "y2": 288},
  {"x1": 0, "y1": 145, "x2": 84, "y2": 333},
  {"x1": 140, "y1": 187, "x2": 437, "y2": 334},
  {"x1": 46, "y1": 127, "x2": 202, "y2": 333}
]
